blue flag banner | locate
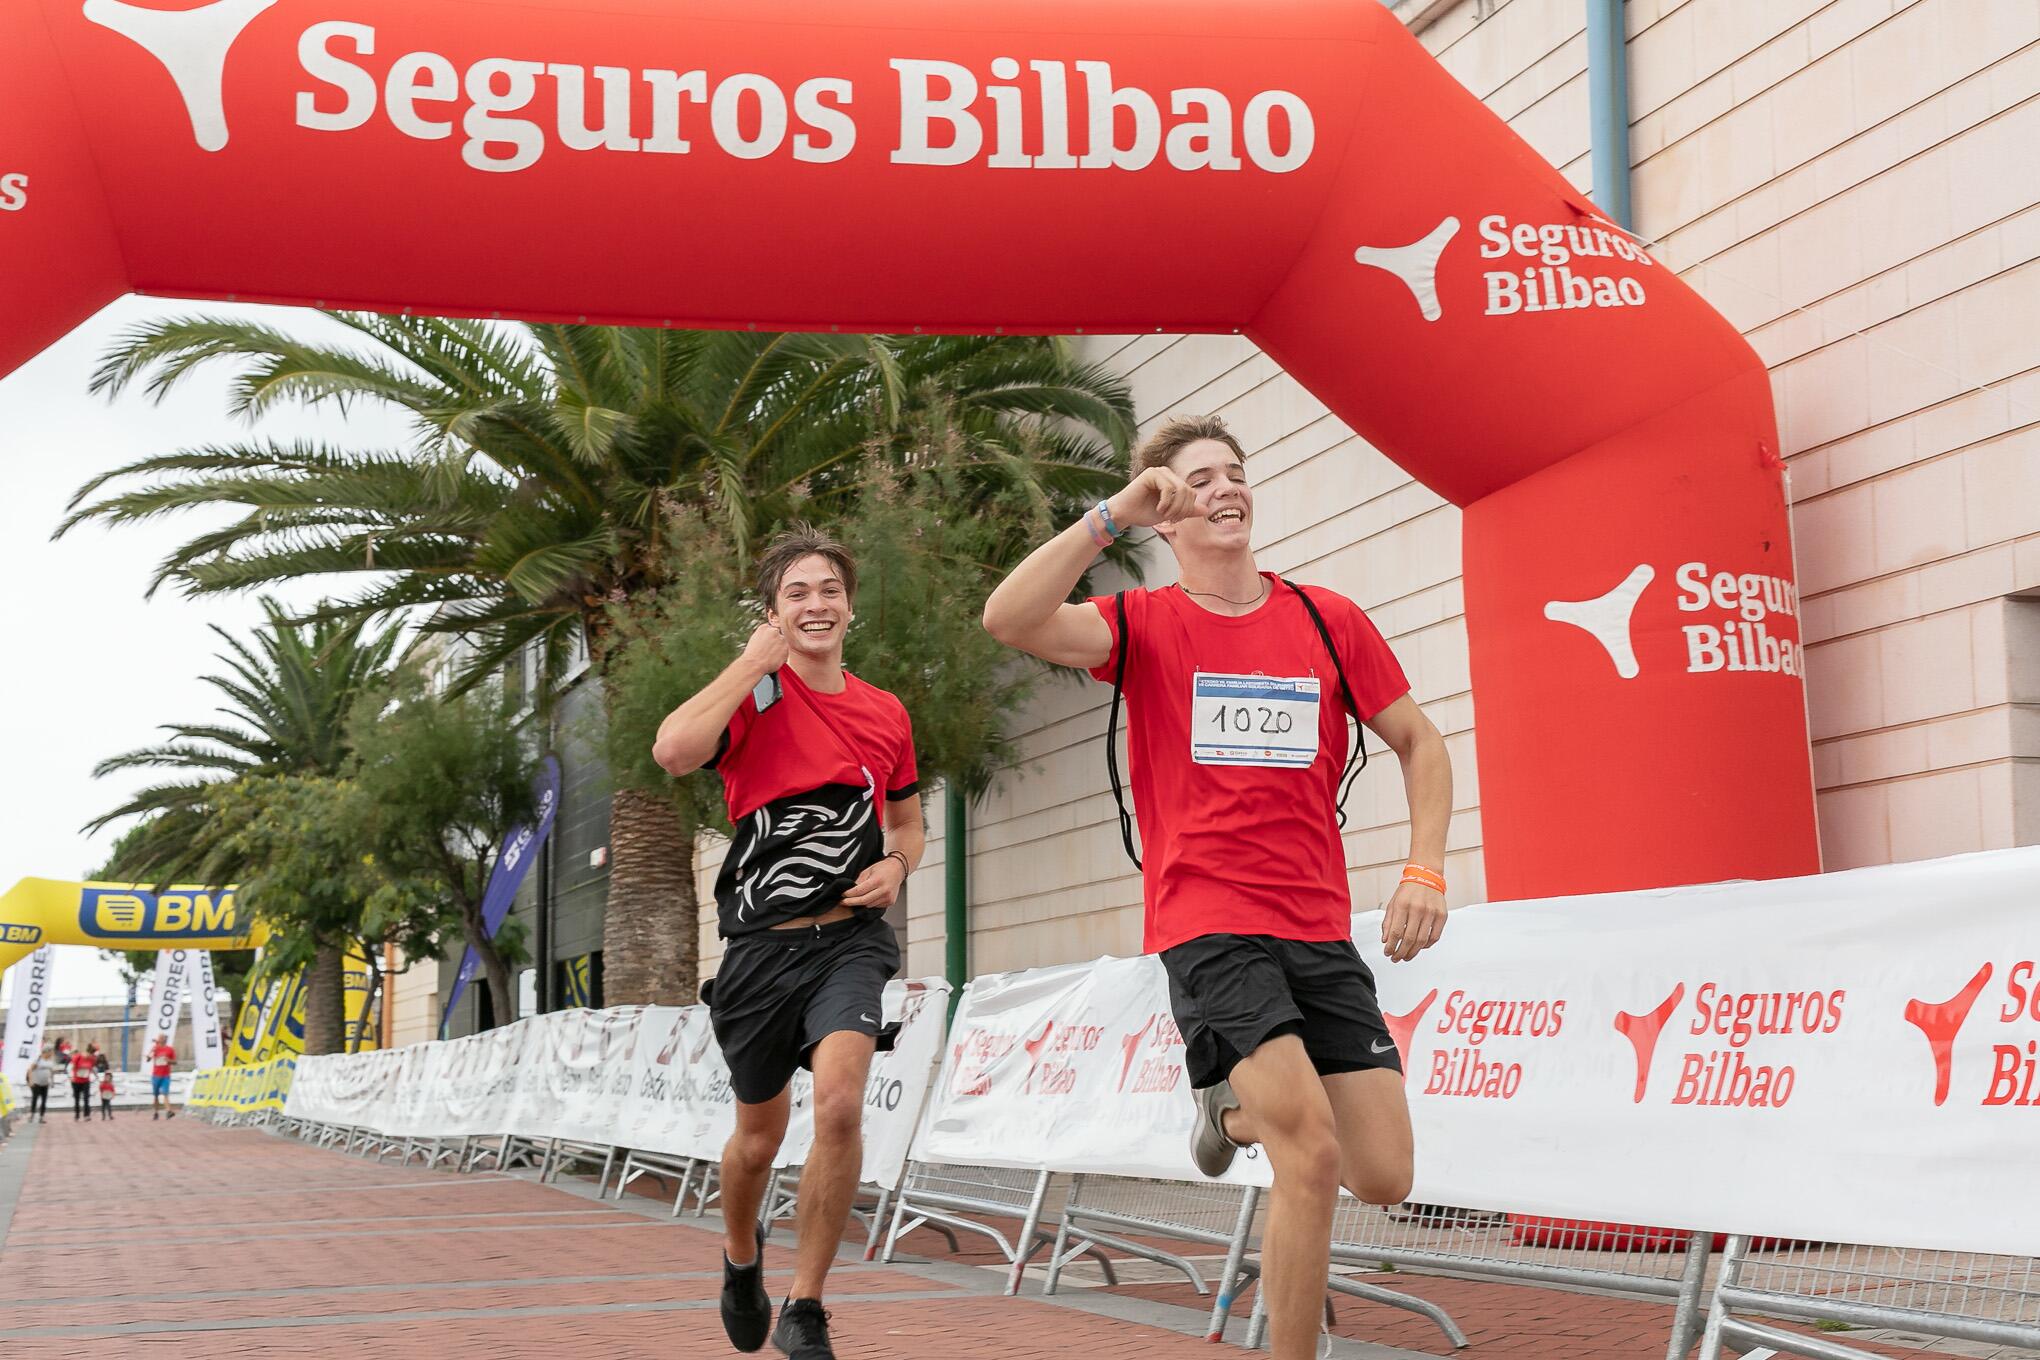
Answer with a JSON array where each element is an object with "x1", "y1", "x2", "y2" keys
[{"x1": 441, "y1": 756, "x2": 561, "y2": 1033}]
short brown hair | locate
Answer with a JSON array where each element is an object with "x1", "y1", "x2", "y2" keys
[
  {"x1": 754, "y1": 524, "x2": 857, "y2": 606},
  {"x1": 1134, "y1": 414, "x2": 1250, "y2": 474}
]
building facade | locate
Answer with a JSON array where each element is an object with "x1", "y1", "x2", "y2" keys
[{"x1": 410, "y1": 0, "x2": 2036, "y2": 1033}]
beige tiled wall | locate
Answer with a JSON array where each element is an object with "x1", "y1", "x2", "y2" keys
[
  {"x1": 694, "y1": 0, "x2": 2039, "y2": 986},
  {"x1": 386, "y1": 949, "x2": 440, "y2": 1049}
]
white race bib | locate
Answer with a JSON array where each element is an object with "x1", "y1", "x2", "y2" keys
[{"x1": 1191, "y1": 672, "x2": 1321, "y2": 768}]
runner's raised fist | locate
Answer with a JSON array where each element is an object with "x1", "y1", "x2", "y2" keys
[
  {"x1": 1107, "y1": 465, "x2": 1200, "y2": 530},
  {"x1": 739, "y1": 620, "x2": 791, "y2": 673}
]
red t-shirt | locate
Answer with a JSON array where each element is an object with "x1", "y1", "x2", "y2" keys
[
  {"x1": 1088, "y1": 577, "x2": 1410, "y2": 952},
  {"x1": 151, "y1": 1045, "x2": 175, "y2": 1077},
  {"x1": 707, "y1": 666, "x2": 918, "y2": 935},
  {"x1": 99, "y1": 1073, "x2": 116, "y2": 1095},
  {"x1": 70, "y1": 1053, "x2": 97, "y2": 1083}
]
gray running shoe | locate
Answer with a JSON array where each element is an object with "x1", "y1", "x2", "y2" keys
[{"x1": 1191, "y1": 1079, "x2": 1242, "y2": 1178}]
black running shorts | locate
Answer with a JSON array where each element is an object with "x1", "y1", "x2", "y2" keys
[
  {"x1": 705, "y1": 912, "x2": 900, "y2": 1105},
  {"x1": 1159, "y1": 933, "x2": 1401, "y2": 1090}
]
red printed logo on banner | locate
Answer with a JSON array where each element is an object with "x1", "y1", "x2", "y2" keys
[
  {"x1": 1116, "y1": 1012, "x2": 1184, "y2": 1094},
  {"x1": 1621, "y1": 981, "x2": 1843, "y2": 1109},
  {"x1": 1613, "y1": 983, "x2": 1683, "y2": 1103},
  {"x1": 1420, "y1": 989, "x2": 1565, "y2": 1100},
  {"x1": 1907, "y1": 961, "x2": 2040, "y2": 1109},
  {"x1": 1022, "y1": 1019, "x2": 1103, "y2": 1096},
  {"x1": 1383, "y1": 989, "x2": 1438, "y2": 1066}
]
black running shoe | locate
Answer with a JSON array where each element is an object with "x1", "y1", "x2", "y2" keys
[
  {"x1": 771, "y1": 1297, "x2": 836, "y2": 1359},
  {"x1": 721, "y1": 1221, "x2": 771, "y2": 1352}
]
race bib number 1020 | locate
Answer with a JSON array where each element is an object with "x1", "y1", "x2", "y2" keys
[{"x1": 1191, "y1": 673, "x2": 1321, "y2": 768}]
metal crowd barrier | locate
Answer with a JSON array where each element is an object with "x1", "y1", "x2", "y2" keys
[
  {"x1": 1699, "y1": 1234, "x2": 2040, "y2": 1360},
  {"x1": 1045, "y1": 1174, "x2": 1262, "y2": 1342},
  {"x1": 882, "y1": 1162, "x2": 1106, "y2": 1295},
  {"x1": 1244, "y1": 1204, "x2": 1713, "y2": 1357},
  {"x1": 537, "y1": 1136, "x2": 617, "y2": 1187}
]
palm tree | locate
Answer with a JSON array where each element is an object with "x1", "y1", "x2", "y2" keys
[
  {"x1": 89, "y1": 600, "x2": 402, "y2": 1052},
  {"x1": 62, "y1": 317, "x2": 1134, "y2": 1005}
]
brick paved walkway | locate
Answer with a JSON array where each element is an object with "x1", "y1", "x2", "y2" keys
[{"x1": 0, "y1": 1113, "x2": 2020, "y2": 1358}]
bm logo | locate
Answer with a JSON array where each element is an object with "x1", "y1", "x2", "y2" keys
[
  {"x1": 0, "y1": 924, "x2": 41, "y2": 945},
  {"x1": 78, "y1": 888, "x2": 239, "y2": 939}
]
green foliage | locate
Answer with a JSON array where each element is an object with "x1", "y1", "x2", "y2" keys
[
  {"x1": 828, "y1": 464, "x2": 1035, "y2": 799},
  {"x1": 342, "y1": 666, "x2": 542, "y2": 972},
  {"x1": 186, "y1": 774, "x2": 435, "y2": 983},
  {"x1": 597, "y1": 512, "x2": 750, "y2": 830},
  {"x1": 85, "y1": 600, "x2": 402, "y2": 886},
  {"x1": 62, "y1": 319, "x2": 1136, "y2": 702}
]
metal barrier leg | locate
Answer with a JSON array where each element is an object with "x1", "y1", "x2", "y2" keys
[
  {"x1": 1246, "y1": 1281, "x2": 1268, "y2": 1350},
  {"x1": 1004, "y1": 1171, "x2": 1053, "y2": 1297},
  {"x1": 881, "y1": 1180, "x2": 914, "y2": 1263},
  {"x1": 674, "y1": 1160, "x2": 698, "y2": 1218},
  {"x1": 863, "y1": 1187, "x2": 892, "y2": 1261},
  {"x1": 1324, "y1": 1273, "x2": 1468, "y2": 1349},
  {"x1": 1043, "y1": 1175, "x2": 1083, "y2": 1296},
  {"x1": 1665, "y1": 1229, "x2": 1713, "y2": 1360},
  {"x1": 1209, "y1": 1186, "x2": 1261, "y2": 1343},
  {"x1": 1696, "y1": 1234, "x2": 1749, "y2": 1360}
]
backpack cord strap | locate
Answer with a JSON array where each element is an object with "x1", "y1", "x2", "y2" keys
[
  {"x1": 1106, "y1": 592, "x2": 1142, "y2": 869},
  {"x1": 1283, "y1": 578, "x2": 1369, "y2": 829}
]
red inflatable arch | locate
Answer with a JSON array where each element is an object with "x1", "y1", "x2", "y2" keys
[{"x1": 2, "y1": 0, "x2": 1818, "y2": 900}]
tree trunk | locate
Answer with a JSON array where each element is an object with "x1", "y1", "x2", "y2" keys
[
  {"x1": 302, "y1": 943, "x2": 346, "y2": 1056},
  {"x1": 601, "y1": 787, "x2": 701, "y2": 1005},
  {"x1": 456, "y1": 901, "x2": 517, "y2": 1030}
]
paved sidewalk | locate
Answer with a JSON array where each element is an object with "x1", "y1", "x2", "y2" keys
[{"x1": 0, "y1": 1114, "x2": 2022, "y2": 1358}]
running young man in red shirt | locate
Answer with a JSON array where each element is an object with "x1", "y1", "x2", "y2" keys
[
  {"x1": 983, "y1": 415, "x2": 1453, "y2": 1360},
  {"x1": 69, "y1": 1044, "x2": 98, "y2": 1121},
  {"x1": 148, "y1": 1037, "x2": 177, "y2": 1120},
  {"x1": 654, "y1": 526, "x2": 923, "y2": 1360}
]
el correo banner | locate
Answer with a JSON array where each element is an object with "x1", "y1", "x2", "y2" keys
[
  {"x1": 144, "y1": 949, "x2": 190, "y2": 1062},
  {"x1": 189, "y1": 950, "x2": 225, "y2": 1071},
  {"x1": 0, "y1": 944, "x2": 56, "y2": 1084}
]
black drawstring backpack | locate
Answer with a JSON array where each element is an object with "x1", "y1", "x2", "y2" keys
[{"x1": 1107, "y1": 579, "x2": 1370, "y2": 869}]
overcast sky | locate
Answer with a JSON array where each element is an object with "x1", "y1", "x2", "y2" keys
[{"x1": 1, "y1": 297, "x2": 414, "y2": 1008}]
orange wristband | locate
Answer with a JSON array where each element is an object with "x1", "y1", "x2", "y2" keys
[{"x1": 1400, "y1": 863, "x2": 1446, "y2": 894}]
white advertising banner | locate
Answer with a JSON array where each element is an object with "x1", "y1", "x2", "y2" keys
[
  {"x1": 187, "y1": 951, "x2": 225, "y2": 1071},
  {"x1": 1370, "y1": 846, "x2": 2040, "y2": 1257},
  {"x1": 776, "y1": 979, "x2": 953, "y2": 1188},
  {"x1": 1, "y1": 945, "x2": 55, "y2": 1084},
  {"x1": 143, "y1": 949, "x2": 189, "y2": 1062},
  {"x1": 285, "y1": 981, "x2": 951, "y2": 1193},
  {"x1": 913, "y1": 955, "x2": 1270, "y2": 1186}
]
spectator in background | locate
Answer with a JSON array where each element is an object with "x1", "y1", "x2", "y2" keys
[
  {"x1": 69, "y1": 1044, "x2": 97, "y2": 1120},
  {"x1": 25, "y1": 1045, "x2": 53, "y2": 1123},
  {"x1": 148, "y1": 1036, "x2": 177, "y2": 1120},
  {"x1": 98, "y1": 1066, "x2": 115, "y2": 1120}
]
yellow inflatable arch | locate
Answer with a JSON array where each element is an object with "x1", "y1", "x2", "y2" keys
[{"x1": 0, "y1": 878, "x2": 266, "y2": 975}]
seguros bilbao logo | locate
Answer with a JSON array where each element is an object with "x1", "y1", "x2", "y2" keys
[
  {"x1": 84, "y1": 2, "x2": 1315, "y2": 175},
  {"x1": 1906, "y1": 960, "x2": 2040, "y2": 1109},
  {"x1": 1618, "y1": 979, "x2": 1844, "y2": 1109},
  {"x1": 1352, "y1": 212, "x2": 1655, "y2": 323},
  {"x1": 1545, "y1": 560, "x2": 1803, "y2": 683},
  {"x1": 77, "y1": 887, "x2": 243, "y2": 939}
]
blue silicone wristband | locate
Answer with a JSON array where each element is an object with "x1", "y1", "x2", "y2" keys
[{"x1": 1094, "y1": 499, "x2": 1123, "y2": 541}]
